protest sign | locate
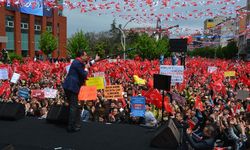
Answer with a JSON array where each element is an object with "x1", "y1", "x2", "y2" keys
[
  {"x1": 18, "y1": 88, "x2": 30, "y2": 99},
  {"x1": 0, "y1": 68, "x2": 8, "y2": 80},
  {"x1": 130, "y1": 96, "x2": 146, "y2": 117},
  {"x1": 31, "y1": 90, "x2": 45, "y2": 99},
  {"x1": 104, "y1": 85, "x2": 123, "y2": 99},
  {"x1": 160, "y1": 65, "x2": 184, "y2": 84},
  {"x1": 43, "y1": 88, "x2": 57, "y2": 98},
  {"x1": 86, "y1": 77, "x2": 105, "y2": 90},
  {"x1": 224, "y1": 71, "x2": 236, "y2": 77},
  {"x1": 236, "y1": 90, "x2": 249, "y2": 100},
  {"x1": 207, "y1": 66, "x2": 217, "y2": 73},
  {"x1": 78, "y1": 86, "x2": 97, "y2": 101},
  {"x1": 10, "y1": 73, "x2": 20, "y2": 83}
]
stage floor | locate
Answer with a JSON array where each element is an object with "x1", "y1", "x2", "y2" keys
[{"x1": 0, "y1": 118, "x2": 160, "y2": 150}]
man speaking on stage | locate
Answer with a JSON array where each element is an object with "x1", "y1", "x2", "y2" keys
[{"x1": 63, "y1": 51, "x2": 99, "y2": 132}]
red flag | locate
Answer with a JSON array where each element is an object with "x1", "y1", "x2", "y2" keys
[{"x1": 195, "y1": 96, "x2": 204, "y2": 111}]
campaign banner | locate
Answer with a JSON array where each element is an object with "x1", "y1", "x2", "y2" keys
[
  {"x1": 160, "y1": 65, "x2": 184, "y2": 83},
  {"x1": 86, "y1": 77, "x2": 105, "y2": 90},
  {"x1": 78, "y1": 86, "x2": 97, "y2": 101},
  {"x1": 224, "y1": 71, "x2": 236, "y2": 77},
  {"x1": 207, "y1": 66, "x2": 217, "y2": 73},
  {"x1": 130, "y1": 96, "x2": 146, "y2": 117},
  {"x1": 0, "y1": 68, "x2": 8, "y2": 80},
  {"x1": 43, "y1": 88, "x2": 57, "y2": 99},
  {"x1": 18, "y1": 88, "x2": 30, "y2": 99},
  {"x1": 10, "y1": 73, "x2": 20, "y2": 83},
  {"x1": 31, "y1": 90, "x2": 45, "y2": 99},
  {"x1": 104, "y1": 85, "x2": 123, "y2": 99}
]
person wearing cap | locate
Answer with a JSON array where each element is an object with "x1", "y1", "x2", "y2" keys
[{"x1": 63, "y1": 50, "x2": 99, "y2": 132}]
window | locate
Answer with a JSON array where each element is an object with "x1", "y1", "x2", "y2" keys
[
  {"x1": 35, "y1": 25, "x2": 41, "y2": 31},
  {"x1": 7, "y1": 21, "x2": 14, "y2": 28},
  {"x1": 21, "y1": 23, "x2": 29, "y2": 29}
]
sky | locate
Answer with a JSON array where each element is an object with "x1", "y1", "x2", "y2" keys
[{"x1": 63, "y1": 0, "x2": 247, "y2": 37}]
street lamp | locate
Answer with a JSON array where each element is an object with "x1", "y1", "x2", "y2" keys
[{"x1": 117, "y1": 18, "x2": 135, "y2": 60}]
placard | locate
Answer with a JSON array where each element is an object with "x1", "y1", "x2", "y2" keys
[
  {"x1": 86, "y1": 77, "x2": 105, "y2": 90},
  {"x1": 104, "y1": 85, "x2": 123, "y2": 99},
  {"x1": 18, "y1": 88, "x2": 30, "y2": 99},
  {"x1": 0, "y1": 68, "x2": 8, "y2": 80},
  {"x1": 130, "y1": 96, "x2": 146, "y2": 117},
  {"x1": 224, "y1": 71, "x2": 236, "y2": 77},
  {"x1": 78, "y1": 86, "x2": 97, "y2": 101},
  {"x1": 207, "y1": 66, "x2": 217, "y2": 73},
  {"x1": 160, "y1": 65, "x2": 184, "y2": 83},
  {"x1": 43, "y1": 88, "x2": 57, "y2": 98},
  {"x1": 10, "y1": 73, "x2": 20, "y2": 83},
  {"x1": 31, "y1": 90, "x2": 45, "y2": 99}
]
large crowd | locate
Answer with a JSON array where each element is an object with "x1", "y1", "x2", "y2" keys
[{"x1": 0, "y1": 56, "x2": 249, "y2": 150}]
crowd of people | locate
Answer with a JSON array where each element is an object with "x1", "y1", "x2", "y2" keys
[{"x1": 0, "y1": 56, "x2": 249, "y2": 149}]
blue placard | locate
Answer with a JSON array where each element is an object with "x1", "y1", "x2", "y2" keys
[
  {"x1": 18, "y1": 88, "x2": 30, "y2": 99},
  {"x1": 130, "y1": 96, "x2": 146, "y2": 117}
]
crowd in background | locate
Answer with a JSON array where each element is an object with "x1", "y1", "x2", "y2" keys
[{"x1": 0, "y1": 56, "x2": 249, "y2": 150}]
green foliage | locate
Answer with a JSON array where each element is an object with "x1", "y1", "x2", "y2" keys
[
  {"x1": 39, "y1": 31, "x2": 57, "y2": 57},
  {"x1": 8, "y1": 52, "x2": 22, "y2": 62},
  {"x1": 66, "y1": 30, "x2": 89, "y2": 58},
  {"x1": 188, "y1": 41, "x2": 238, "y2": 59},
  {"x1": 128, "y1": 33, "x2": 170, "y2": 60}
]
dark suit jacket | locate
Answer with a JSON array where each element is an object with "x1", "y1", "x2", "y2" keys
[
  {"x1": 63, "y1": 59, "x2": 88, "y2": 94},
  {"x1": 186, "y1": 134, "x2": 215, "y2": 150}
]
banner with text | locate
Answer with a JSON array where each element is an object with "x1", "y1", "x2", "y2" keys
[
  {"x1": 78, "y1": 86, "x2": 97, "y2": 101},
  {"x1": 44, "y1": 88, "x2": 57, "y2": 99},
  {"x1": 224, "y1": 71, "x2": 236, "y2": 77},
  {"x1": 86, "y1": 77, "x2": 105, "y2": 90},
  {"x1": 130, "y1": 96, "x2": 146, "y2": 117},
  {"x1": 10, "y1": 73, "x2": 20, "y2": 83},
  {"x1": 207, "y1": 66, "x2": 217, "y2": 73},
  {"x1": 18, "y1": 88, "x2": 30, "y2": 99},
  {"x1": 31, "y1": 90, "x2": 45, "y2": 99},
  {"x1": 160, "y1": 65, "x2": 184, "y2": 84},
  {"x1": 0, "y1": 68, "x2": 8, "y2": 80},
  {"x1": 104, "y1": 85, "x2": 123, "y2": 100}
]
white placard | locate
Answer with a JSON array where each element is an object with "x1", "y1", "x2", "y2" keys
[
  {"x1": 0, "y1": 68, "x2": 8, "y2": 80},
  {"x1": 43, "y1": 88, "x2": 57, "y2": 99},
  {"x1": 10, "y1": 73, "x2": 20, "y2": 83},
  {"x1": 160, "y1": 65, "x2": 184, "y2": 83},
  {"x1": 208, "y1": 66, "x2": 217, "y2": 73}
]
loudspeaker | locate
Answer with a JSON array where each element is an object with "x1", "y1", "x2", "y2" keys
[
  {"x1": 0, "y1": 102, "x2": 25, "y2": 120},
  {"x1": 151, "y1": 119, "x2": 181, "y2": 149},
  {"x1": 46, "y1": 105, "x2": 69, "y2": 124},
  {"x1": 153, "y1": 74, "x2": 171, "y2": 91},
  {"x1": 169, "y1": 39, "x2": 187, "y2": 52}
]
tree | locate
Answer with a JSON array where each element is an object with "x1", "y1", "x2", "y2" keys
[
  {"x1": 129, "y1": 33, "x2": 170, "y2": 60},
  {"x1": 222, "y1": 41, "x2": 238, "y2": 59},
  {"x1": 39, "y1": 31, "x2": 57, "y2": 57},
  {"x1": 66, "y1": 30, "x2": 89, "y2": 58}
]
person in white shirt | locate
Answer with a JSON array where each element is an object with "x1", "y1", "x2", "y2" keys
[{"x1": 144, "y1": 104, "x2": 157, "y2": 127}]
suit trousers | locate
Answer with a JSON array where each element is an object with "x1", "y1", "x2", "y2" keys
[{"x1": 64, "y1": 89, "x2": 81, "y2": 129}]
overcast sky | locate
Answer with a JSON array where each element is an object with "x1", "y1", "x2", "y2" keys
[{"x1": 63, "y1": 0, "x2": 247, "y2": 37}]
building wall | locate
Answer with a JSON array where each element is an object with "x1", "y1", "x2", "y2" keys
[{"x1": 0, "y1": 7, "x2": 67, "y2": 58}]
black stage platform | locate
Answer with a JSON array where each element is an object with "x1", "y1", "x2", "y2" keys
[{"x1": 0, "y1": 118, "x2": 160, "y2": 150}]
